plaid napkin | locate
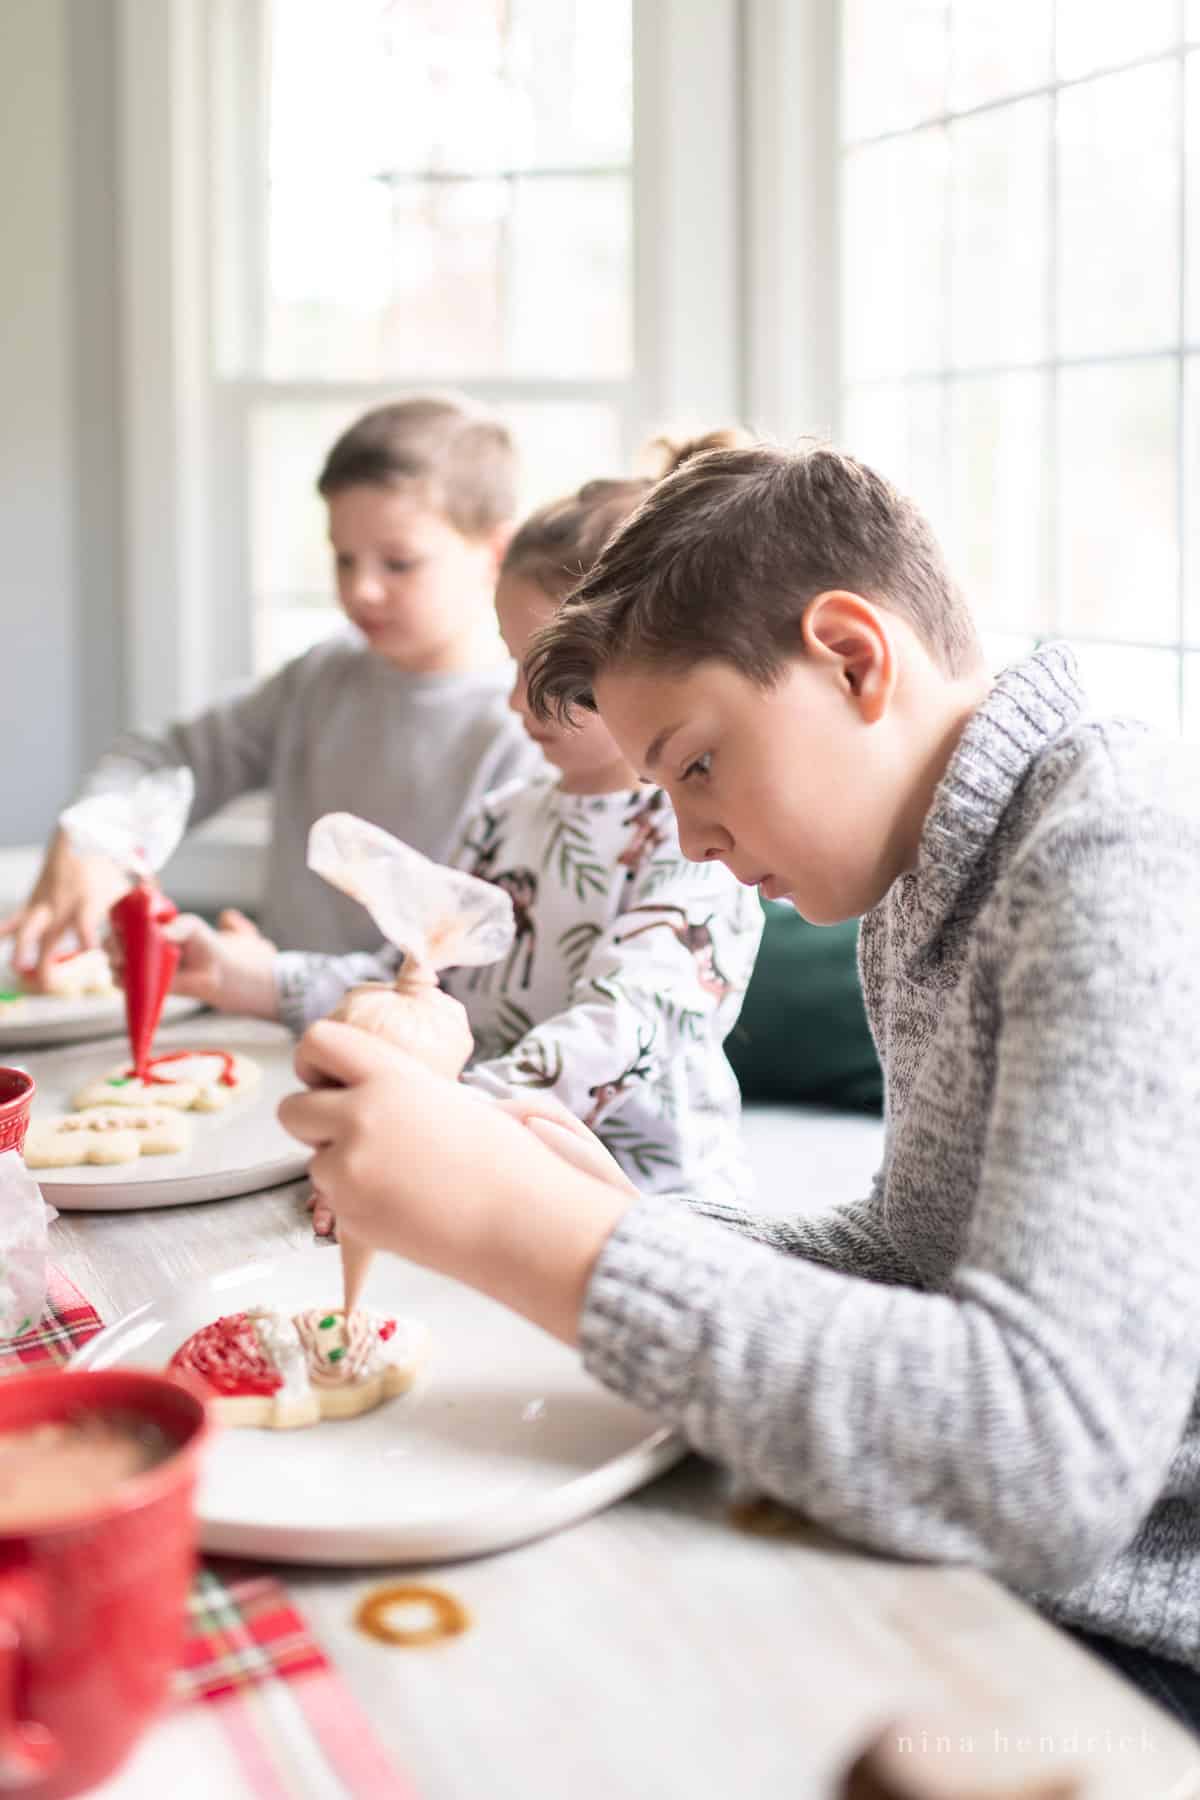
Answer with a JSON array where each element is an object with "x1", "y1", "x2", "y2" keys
[{"x1": 2, "y1": 1265, "x2": 419, "y2": 1798}]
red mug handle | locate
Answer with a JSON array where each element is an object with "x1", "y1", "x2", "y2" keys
[{"x1": 0, "y1": 1569, "x2": 59, "y2": 1785}]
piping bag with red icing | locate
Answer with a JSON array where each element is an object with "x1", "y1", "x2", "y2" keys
[
  {"x1": 307, "y1": 812, "x2": 516, "y2": 1313},
  {"x1": 59, "y1": 769, "x2": 194, "y2": 1080}
]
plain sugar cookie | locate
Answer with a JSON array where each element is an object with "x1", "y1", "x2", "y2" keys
[
  {"x1": 24, "y1": 1106, "x2": 192, "y2": 1168},
  {"x1": 43, "y1": 949, "x2": 117, "y2": 999}
]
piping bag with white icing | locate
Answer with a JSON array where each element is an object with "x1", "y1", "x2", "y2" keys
[{"x1": 307, "y1": 813, "x2": 516, "y2": 1313}]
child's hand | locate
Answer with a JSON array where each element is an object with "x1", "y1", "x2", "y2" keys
[
  {"x1": 0, "y1": 829, "x2": 127, "y2": 988},
  {"x1": 494, "y1": 1090, "x2": 638, "y2": 1194},
  {"x1": 217, "y1": 908, "x2": 278, "y2": 952},
  {"x1": 279, "y1": 1023, "x2": 631, "y2": 1343},
  {"x1": 110, "y1": 913, "x2": 280, "y2": 1018},
  {"x1": 306, "y1": 1185, "x2": 337, "y2": 1237}
]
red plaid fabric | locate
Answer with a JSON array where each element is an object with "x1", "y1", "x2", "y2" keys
[{"x1": 0, "y1": 1264, "x2": 105, "y2": 1370}]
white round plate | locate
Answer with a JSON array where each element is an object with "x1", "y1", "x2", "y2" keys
[
  {"x1": 69, "y1": 1250, "x2": 685, "y2": 1564},
  {"x1": 0, "y1": 991, "x2": 202, "y2": 1050},
  {"x1": 18, "y1": 1015, "x2": 308, "y2": 1209}
]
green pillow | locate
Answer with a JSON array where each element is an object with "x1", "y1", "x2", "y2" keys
[{"x1": 726, "y1": 902, "x2": 883, "y2": 1113}]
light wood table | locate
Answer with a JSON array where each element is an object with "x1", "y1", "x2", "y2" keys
[{"x1": 50, "y1": 1185, "x2": 1200, "y2": 1800}]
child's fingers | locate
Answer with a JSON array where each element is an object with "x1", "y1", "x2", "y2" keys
[
  {"x1": 12, "y1": 905, "x2": 51, "y2": 979},
  {"x1": 33, "y1": 914, "x2": 74, "y2": 990},
  {"x1": 277, "y1": 1084, "x2": 346, "y2": 1149},
  {"x1": 293, "y1": 1019, "x2": 413, "y2": 1092},
  {"x1": 525, "y1": 1117, "x2": 639, "y2": 1193},
  {"x1": 496, "y1": 1090, "x2": 593, "y2": 1139},
  {"x1": 311, "y1": 1196, "x2": 336, "y2": 1236},
  {"x1": 164, "y1": 913, "x2": 211, "y2": 948},
  {"x1": 218, "y1": 908, "x2": 262, "y2": 939}
]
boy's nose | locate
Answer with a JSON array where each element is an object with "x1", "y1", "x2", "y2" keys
[
  {"x1": 351, "y1": 570, "x2": 386, "y2": 606},
  {"x1": 677, "y1": 816, "x2": 730, "y2": 865}
]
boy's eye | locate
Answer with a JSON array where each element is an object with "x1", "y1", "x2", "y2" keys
[
  {"x1": 681, "y1": 752, "x2": 712, "y2": 783},
  {"x1": 334, "y1": 553, "x2": 353, "y2": 570},
  {"x1": 385, "y1": 558, "x2": 417, "y2": 574}
]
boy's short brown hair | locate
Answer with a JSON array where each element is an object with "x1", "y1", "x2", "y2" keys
[
  {"x1": 524, "y1": 442, "x2": 980, "y2": 722},
  {"x1": 317, "y1": 393, "x2": 517, "y2": 537}
]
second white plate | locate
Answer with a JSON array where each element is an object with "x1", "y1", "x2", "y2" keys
[
  {"x1": 19, "y1": 1015, "x2": 309, "y2": 1209},
  {"x1": 0, "y1": 991, "x2": 202, "y2": 1051},
  {"x1": 69, "y1": 1250, "x2": 686, "y2": 1564}
]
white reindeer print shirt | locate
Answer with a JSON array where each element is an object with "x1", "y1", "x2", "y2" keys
[{"x1": 443, "y1": 774, "x2": 763, "y2": 1205}]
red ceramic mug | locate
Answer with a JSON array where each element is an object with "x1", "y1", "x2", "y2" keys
[
  {"x1": 0, "y1": 1068, "x2": 34, "y2": 1156},
  {"x1": 0, "y1": 1369, "x2": 210, "y2": 1798}
]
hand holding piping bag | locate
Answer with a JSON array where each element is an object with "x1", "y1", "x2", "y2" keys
[
  {"x1": 59, "y1": 770, "x2": 195, "y2": 1080},
  {"x1": 306, "y1": 813, "x2": 516, "y2": 1313}
]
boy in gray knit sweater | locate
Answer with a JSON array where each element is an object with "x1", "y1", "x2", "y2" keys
[
  {"x1": 278, "y1": 444, "x2": 1200, "y2": 1726},
  {"x1": 2, "y1": 396, "x2": 542, "y2": 975}
]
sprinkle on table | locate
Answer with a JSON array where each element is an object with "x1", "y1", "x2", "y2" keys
[
  {"x1": 319, "y1": 1315, "x2": 337, "y2": 1330},
  {"x1": 327, "y1": 1346, "x2": 346, "y2": 1363}
]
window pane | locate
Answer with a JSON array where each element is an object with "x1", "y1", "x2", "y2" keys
[
  {"x1": 506, "y1": 176, "x2": 630, "y2": 378},
  {"x1": 1055, "y1": 0, "x2": 1179, "y2": 82},
  {"x1": 841, "y1": 382, "x2": 949, "y2": 543},
  {"x1": 249, "y1": 398, "x2": 623, "y2": 675},
  {"x1": 948, "y1": 0, "x2": 1052, "y2": 112},
  {"x1": 980, "y1": 632, "x2": 1037, "y2": 673},
  {"x1": 1182, "y1": 355, "x2": 1200, "y2": 643},
  {"x1": 949, "y1": 99, "x2": 1049, "y2": 370},
  {"x1": 267, "y1": 178, "x2": 506, "y2": 381},
  {"x1": 262, "y1": 0, "x2": 632, "y2": 380},
  {"x1": 1057, "y1": 63, "x2": 1179, "y2": 357},
  {"x1": 841, "y1": 0, "x2": 948, "y2": 141},
  {"x1": 269, "y1": 0, "x2": 630, "y2": 180},
  {"x1": 1069, "y1": 644, "x2": 1180, "y2": 732},
  {"x1": 1185, "y1": 55, "x2": 1200, "y2": 342},
  {"x1": 842, "y1": 129, "x2": 948, "y2": 381},
  {"x1": 1056, "y1": 361, "x2": 1178, "y2": 643},
  {"x1": 946, "y1": 374, "x2": 1048, "y2": 635},
  {"x1": 1184, "y1": 656, "x2": 1200, "y2": 739}
]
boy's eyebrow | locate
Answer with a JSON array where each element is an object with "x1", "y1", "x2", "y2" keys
[{"x1": 643, "y1": 721, "x2": 685, "y2": 771}]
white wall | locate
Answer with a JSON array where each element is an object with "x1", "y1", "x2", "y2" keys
[{"x1": 0, "y1": 0, "x2": 123, "y2": 847}]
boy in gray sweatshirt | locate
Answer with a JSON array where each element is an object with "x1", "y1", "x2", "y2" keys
[
  {"x1": 277, "y1": 443, "x2": 1200, "y2": 1729},
  {"x1": 2, "y1": 396, "x2": 543, "y2": 974}
]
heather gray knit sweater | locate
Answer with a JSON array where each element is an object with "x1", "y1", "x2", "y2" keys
[{"x1": 580, "y1": 643, "x2": 1200, "y2": 1665}]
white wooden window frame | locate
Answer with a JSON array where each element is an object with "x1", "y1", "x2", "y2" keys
[{"x1": 117, "y1": 0, "x2": 746, "y2": 726}]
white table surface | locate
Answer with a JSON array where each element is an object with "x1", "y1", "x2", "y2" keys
[{"x1": 46, "y1": 1173, "x2": 1200, "y2": 1800}]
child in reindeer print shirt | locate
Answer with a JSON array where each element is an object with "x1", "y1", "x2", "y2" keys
[
  {"x1": 442, "y1": 769, "x2": 760, "y2": 1201},
  {"x1": 250, "y1": 437, "x2": 762, "y2": 1205}
]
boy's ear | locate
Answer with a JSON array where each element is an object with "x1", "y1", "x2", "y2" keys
[{"x1": 800, "y1": 590, "x2": 896, "y2": 726}]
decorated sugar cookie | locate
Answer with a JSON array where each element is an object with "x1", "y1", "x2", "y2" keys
[
  {"x1": 72, "y1": 1049, "x2": 261, "y2": 1114},
  {"x1": 168, "y1": 1306, "x2": 428, "y2": 1430},
  {"x1": 24, "y1": 1106, "x2": 191, "y2": 1169}
]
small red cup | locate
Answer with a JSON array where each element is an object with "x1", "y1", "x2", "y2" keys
[
  {"x1": 0, "y1": 1369, "x2": 210, "y2": 1797},
  {"x1": 0, "y1": 1070, "x2": 34, "y2": 1156}
]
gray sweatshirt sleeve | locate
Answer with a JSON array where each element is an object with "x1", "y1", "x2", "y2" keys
[
  {"x1": 578, "y1": 813, "x2": 1200, "y2": 1595},
  {"x1": 77, "y1": 658, "x2": 300, "y2": 826},
  {"x1": 275, "y1": 947, "x2": 401, "y2": 1036},
  {"x1": 682, "y1": 1176, "x2": 919, "y2": 1287}
]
